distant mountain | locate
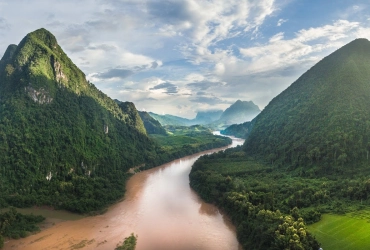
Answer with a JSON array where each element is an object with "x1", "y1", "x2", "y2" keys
[
  {"x1": 148, "y1": 110, "x2": 222, "y2": 126},
  {"x1": 149, "y1": 100, "x2": 259, "y2": 129},
  {"x1": 148, "y1": 112, "x2": 193, "y2": 126},
  {"x1": 218, "y1": 100, "x2": 260, "y2": 125},
  {"x1": 244, "y1": 38, "x2": 370, "y2": 169},
  {"x1": 0, "y1": 28, "x2": 155, "y2": 213},
  {"x1": 220, "y1": 120, "x2": 254, "y2": 139},
  {"x1": 138, "y1": 111, "x2": 167, "y2": 135},
  {"x1": 194, "y1": 110, "x2": 223, "y2": 124}
]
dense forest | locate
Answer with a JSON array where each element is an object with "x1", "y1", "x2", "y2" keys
[
  {"x1": 138, "y1": 110, "x2": 167, "y2": 135},
  {"x1": 0, "y1": 208, "x2": 45, "y2": 248},
  {"x1": 190, "y1": 148, "x2": 321, "y2": 249},
  {"x1": 190, "y1": 38, "x2": 370, "y2": 249},
  {"x1": 190, "y1": 146, "x2": 370, "y2": 249},
  {"x1": 220, "y1": 120, "x2": 254, "y2": 139}
]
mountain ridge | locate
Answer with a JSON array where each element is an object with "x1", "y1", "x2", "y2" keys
[
  {"x1": 148, "y1": 99, "x2": 260, "y2": 128},
  {"x1": 244, "y1": 38, "x2": 370, "y2": 169}
]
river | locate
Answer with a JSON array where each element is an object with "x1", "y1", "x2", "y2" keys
[{"x1": 4, "y1": 134, "x2": 244, "y2": 250}]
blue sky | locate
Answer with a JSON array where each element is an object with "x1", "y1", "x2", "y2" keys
[{"x1": 1, "y1": 0, "x2": 370, "y2": 118}]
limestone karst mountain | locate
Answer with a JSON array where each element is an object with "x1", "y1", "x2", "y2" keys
[{"x1": 0, "y1": 28, "x2": 155, "y2": 212}]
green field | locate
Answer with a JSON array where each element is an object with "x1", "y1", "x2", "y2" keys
[{"x1": 308, "y1": 213, "x2": 370, "y2": 250}]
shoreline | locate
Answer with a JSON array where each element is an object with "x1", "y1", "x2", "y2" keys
[{"x1": 3, "y1": 138, "x2": 242, "y2": 250}]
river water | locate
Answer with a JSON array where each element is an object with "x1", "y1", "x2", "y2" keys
[{"x1": 4, "y1": 135, "x2": 244, "y2": 250}]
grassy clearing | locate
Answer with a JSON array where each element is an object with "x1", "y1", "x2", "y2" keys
[{"x1": 307, "y1": 213, "x2": 370, "y2": 250}]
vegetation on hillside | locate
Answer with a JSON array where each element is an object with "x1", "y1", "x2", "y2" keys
[
  {"x1": 245, "y1": 38, "x2": 370, "y2": 170},
  {"x1": 220, "y1": 120, "x2": 254, "y2": 139},
  {"x1": 148, "y1": 112, "x2": 193, "y2": 126},
  {"x1": 138, "y1": 111, "x2": 167, "y2": 135},
  {"x1": 0, "y1": 28, "x2": 157, "y2": 215}
]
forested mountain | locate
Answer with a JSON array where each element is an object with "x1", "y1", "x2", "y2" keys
[
  {"x1": 220, "y1": 120, "x2": 254, "y2": 139},
  {"x1": 244, "y1": 38, "x2": 370, "y2": 170},
  {"x1": 148, "y1": 100, "x2": 259, "y2": 128},
  {"x1": 138, "y1": 111, "x2": 167, "y2": 135},
  {"x1": 0, "y1": 28, "x2": 156, "y2": 213},
  {"x1": 148, "y1": 112, "x2": 193, "y2": 126},
  {"x1": 147, "y1": 110, "x2": 222, "y2": 126}
]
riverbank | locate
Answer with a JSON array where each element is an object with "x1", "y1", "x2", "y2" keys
[
  {"x1": 4, "y1": 138, "x2": 243, "y2": 250},
  {"x1": 189, "y1": 148, "x2": 320, "y2": 249}
]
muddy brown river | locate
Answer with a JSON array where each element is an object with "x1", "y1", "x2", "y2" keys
[{"x1": 4, "y1": 135, "x2": 244, "y2": 250}]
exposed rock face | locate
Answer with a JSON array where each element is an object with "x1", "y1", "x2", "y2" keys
[
  {"x1": 46, "y1": 171, "x2": 52, "y2": 181},
  {"x1": 25, "y1": 85, "x2": 53, "y2": 104},
  {"x1": 51, "y1": 56, "x2": 68, "y2": 84}
]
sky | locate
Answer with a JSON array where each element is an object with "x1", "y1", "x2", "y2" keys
[{"x1": 1, "y1": 0, "x2": 370, "y2": 118}]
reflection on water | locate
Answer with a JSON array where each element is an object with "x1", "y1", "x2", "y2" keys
[{"x1": 4, "y1": 134, "x2": 244, "y2": 250}]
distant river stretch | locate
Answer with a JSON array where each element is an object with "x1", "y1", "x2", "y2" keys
[{"x1": 5, "y1": 133, "x2": 244, "y2": 250}]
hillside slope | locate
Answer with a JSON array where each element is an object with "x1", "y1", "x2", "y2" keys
[
  {"x1": 138, "y1": 111, "x2": 167, "y2": 135},
  {"x1": 220, "y1": 120, "x2": 254, "y2": 139},
  {"x1": 0, "y1": 28, "x2": 155, "y2": 213},
  {"x1": 245, "y1": 38, "x2": 370, "y2": 170}
]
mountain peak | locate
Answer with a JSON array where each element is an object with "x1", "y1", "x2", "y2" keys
[
  {"x1": 244, "y1": 38, "x2": 370, "y2": 170},
  {"x1": 26, "y1": 28, "x2": 58, "y2": 49},
  {"x1": 347, "y1": 38, "x2": 370, "y2": 45},
  {"x1": 218, "y1": 100, "x2": 260, "y2": 125},
  {"x1": 0, "y1": 28, "x2": 87, "y2": 96},
  {"x1": 0, "y1": 44, "x2": 17, "y2": 61}
]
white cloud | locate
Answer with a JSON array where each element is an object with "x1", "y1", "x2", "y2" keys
[
  {"x1": 277, "y1": 18, "x2": 287, "y2": 27},
  {"x1": 148, "y1": 0, "x2": 277, "y2": 64},
  {"x1": 269, "y1": 32, "x2": 284, "y2": 42},
  {"x1": 239, "y1": 19, "x2": 364, "y2": 76},
  {"x1": 2, "y1": 0, "x2": 370, "y2": 117},
  {"x1": 295, "y1": 20, "x2": 359, "y2": 42}
]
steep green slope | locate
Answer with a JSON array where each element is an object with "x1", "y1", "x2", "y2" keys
[
  {"x1": 220, "y1": 120, "x2": 254, "y2": 139},
  {"x1": 0, "y1": 28, "x2": 155, "y2": 213},
  {"x1": 138, "y1": 111, "x2": 167, "y2": 135},
  {"x1": 245, "y1": 38, "x2": 370, "y2": 170}
]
